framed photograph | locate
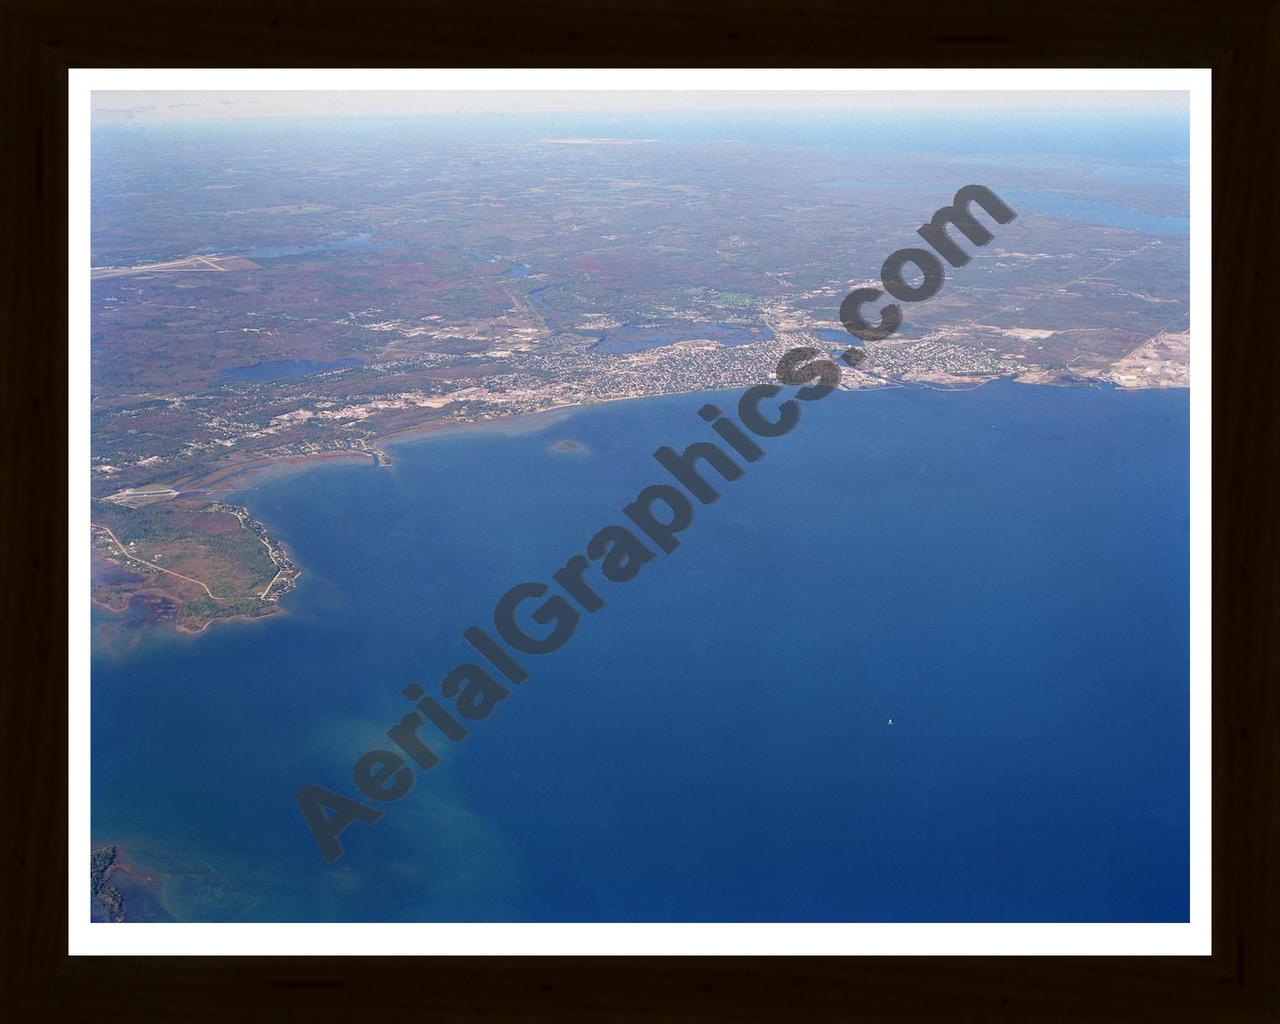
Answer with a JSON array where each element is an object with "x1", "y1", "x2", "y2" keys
[
  {"x1": 5, "y1": 2, "x2": 1276, "y2": 1019},
  {"x1": 71, "y1": 67, "x2": 1210, "y2": 950}
]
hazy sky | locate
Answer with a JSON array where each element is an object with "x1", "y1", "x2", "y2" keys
[{"x1": 91, "y1": 90, "x2": 1189, "y2": 124}]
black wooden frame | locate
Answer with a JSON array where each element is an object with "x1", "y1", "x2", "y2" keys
[{"x1": 3, "y1": 1, "x2": 1276, "y2": 1019}]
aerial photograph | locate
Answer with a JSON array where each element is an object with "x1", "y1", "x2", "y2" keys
[{"x1": 88, "y1": 88, "x2": 1191, "y2": 924}]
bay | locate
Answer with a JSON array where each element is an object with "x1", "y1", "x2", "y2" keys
[{"x1": 91, "y1": 379, "x2": 1190, "y2": 922}]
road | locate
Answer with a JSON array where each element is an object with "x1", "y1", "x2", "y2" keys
[{"x1": 91, "y1": 523, "x2": 221, "y2": 601}]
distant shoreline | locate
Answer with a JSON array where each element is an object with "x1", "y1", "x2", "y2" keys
[{"x1": 174, "y1": 373, "x2": 1188, "y2": 500}]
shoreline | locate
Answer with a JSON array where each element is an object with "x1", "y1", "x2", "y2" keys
[
  {"x1": 177, "y1": 448, "x2": 381, "y2": 497},
  {"x1": 92, "y1": 375, "x2": 1187, "y2": 638},
  {"x1": 173, "y1": 373, "x2": 1190, "y2": 499},
  {"x1": 91, "y1": 500, "x2": 300, "y2": 639},
  {"x1": 91, "y1": 587, "x2": 284, "y2": 637}
]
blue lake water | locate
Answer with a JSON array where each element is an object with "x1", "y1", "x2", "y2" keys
[
  {"x1": 91, "y1": 380, "x2": 1189, "y2": 922},
  {"x1": 999, "y1": 188, "x2": 1189, "y2": 236}
]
